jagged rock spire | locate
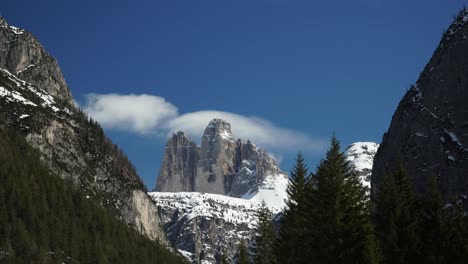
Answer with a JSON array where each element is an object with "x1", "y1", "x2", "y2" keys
[
  {"x1": 155, "y1": 131, "x2": 200, "y2": 192},
  {"x1": 156, "y1": 119, "x2": 286, "y2": 197}
]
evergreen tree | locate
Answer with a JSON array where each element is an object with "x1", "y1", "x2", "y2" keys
[
  {"x1": 374, "y1": 165, "x2": 420, "y2": 264},
  {"x1": 442, "y1": 197, "x2": 468, "y2": 263},
  {"x1": 418, "y1": 176, "x2": 468, "y2": 263},
  {"x1": 305, "y1": 135, "x2": 379, "y2": 264},
  {"x1": 275, "y1": 152, "x2": 310, "y2": 264},
  {"x1": 253, "y1": 201, "x2": 277, "y2": 264},
  {"x1": 0, "y1": 126, "x2": 187, "y2": 264},
  {"x1": 220, "y1": 250, "x2": 230, "y2": 264},
  {"x1": 419, "y1": 177, "x2": 445, "y2": 263},
  {"x1": 238, "y1": 243, "x2": 250, "y2": 264}
]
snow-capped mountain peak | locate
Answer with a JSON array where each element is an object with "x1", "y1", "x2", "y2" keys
[{"x1": 344, "y1": 142, "x2": 379, "y2": 189}]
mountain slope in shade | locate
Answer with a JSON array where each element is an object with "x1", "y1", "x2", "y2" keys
[
  {"x1": 0, "y1": 126, "x2": 186, "y2": 263},
  {"x1": 372, "y1": 9, "x2": 468, "y2": 197}
]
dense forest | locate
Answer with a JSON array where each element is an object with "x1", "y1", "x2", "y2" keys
[
  {"x1": 0, "y1": 125, "x2": 186, "y2": 264},
  {"x1": 239, "y1": 137, "x2": 468, "y2": 264}
]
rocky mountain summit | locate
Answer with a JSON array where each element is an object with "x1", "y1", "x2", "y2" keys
[
  {"x1": 0, "y1": 17, "x2": 165, "y2": 241},
  {"x1": 372, "y1": 9, "x2": 468, "y2": 197},
  {"x1": 156, "y1": 118, "x2": 287, "y2": 199},
  {"x1": 151, "y1": 140, "x2": 377, "y2": 264},
  {"x1": 152, "y1": 119, "x2": 288, "y2": 263},
  {"x1": 0, "y1": 17, "x2": 72, "y2": 103}
]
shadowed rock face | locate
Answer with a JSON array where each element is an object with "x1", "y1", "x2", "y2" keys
[
  {"x1": 156, "y1": 119, "x2": 285, "y2": 197},
  {"x1": 372, "y1": 10, "x2": 468, "y2": 198}
]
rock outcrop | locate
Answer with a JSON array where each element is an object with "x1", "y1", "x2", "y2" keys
[
  {"x1": 372, "y1": 10, "x2": 468, "y2": 198},
  {"x1": 156, "y1": 118, "x2": 286, "y2": 198},
  {"x1": 156, "y1": 131, "x2": 200, "y2": 192},
  {"x1": 196, "y1": 119, "x2": 238, "y2": 194},
  {"x1": 0, "y1": 17, "x2": 165, "y2": 241},
  {"x1": 0, "y1": 17, "x2": 72, "y2": 103},
  {"x1": 153, "y1": 119, "x2": 289, "y2": 263},
  {"x1": 149, "y1": 192, "x2": 259, "y2": 264}
]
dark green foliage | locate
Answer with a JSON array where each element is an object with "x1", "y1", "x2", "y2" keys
[
  {"x1": 273, "y1": 137, "x2": 467, "y2": 263},
  {"x1": 419, "y1": 177, "x2": 468, "y2": 264},
  {"x1": 74, "y1": 108, "x2": 144, "y2": 189},
  {"x1": 419, "y1": 177, "x2": 445, "y2": 263},
  {"x1": 373, "y1": 166, "x2": 421, "y2": 264},
  {"x1": 275, "y1": 152, "x2": 310, "y2": 264},
  {"x1": 304, "y1": 136, "x2": 379, "y2": 263},
  {"x1": 0, "y1": 127, "x2": 186, "y2": 264},
  {"x1": 237, "y1": 243, "x2": 250, "y2": 264},
  {"x1": 219, "y1": 250, "x2": 230, "y2": 264},
  {"x1": 252, "y1": 201, "x2": 276, "y2": 264}
]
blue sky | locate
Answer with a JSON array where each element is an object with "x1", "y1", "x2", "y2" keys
[{"x1": 2, "y1": 0, "x2": 467, "y2": 188}]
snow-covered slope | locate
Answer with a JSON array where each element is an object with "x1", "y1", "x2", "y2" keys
[
  {"x1": 150, "y1": 192, "x2": 259, "y2": 228},
  {"x1": 149, "y1": 172, "x2": 287, "y2": 264},
  {"x1": 344, "y1": 142, "x2": 379, "y2": 189},
  {"x1": 151, "y1": 153, "x2": 288, "y2": 264},
  {"x1": 241, "y1": 173, "x2": 288, "y2": 211},
  {"x1": 0, "y1": 68, "x2": 71, "y2": 116},
  {"x1": 149, "y1": 192, "x2": 261, "y2": 263}
]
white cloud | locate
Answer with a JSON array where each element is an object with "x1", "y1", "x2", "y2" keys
[
  {"x1": 82, "y1": 94, "x2": 326, "y2": 152},
  {"x1": 167, "y1": 111, "x2": 325, "y2": 152},
  {"x1": 83, "y1": 94, "x2": 178, "y2": 134}
]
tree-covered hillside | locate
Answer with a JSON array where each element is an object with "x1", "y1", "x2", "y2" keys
[{"x1": 0, "y1": 124, "x2": 186, "y2": 264}]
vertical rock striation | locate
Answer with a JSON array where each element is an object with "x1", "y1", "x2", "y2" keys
[
  {"x1": 156, "y1": 131, "x2": 200, "y2": 192},
  {"x1": 196, "y1": 119, "x2": 238, "y2": 195},
  {"x1": 156, "y1": 118, "x2": 287, "y2": 198}
]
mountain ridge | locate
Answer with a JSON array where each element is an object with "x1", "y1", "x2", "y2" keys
[
  {"x1": 0, "y1": 16, "x2": 167, "y2": 242},
  {"x1": 150, "y1": 140, "x2": 377, "y2": 264}
]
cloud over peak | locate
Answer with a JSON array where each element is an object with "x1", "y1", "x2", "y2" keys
[
  {"x1": 84, "y1": 94, "x2": 178, "y2": 134},
  {"x1": 82, "y1": 93, "x2": 326, "y2": 153}
]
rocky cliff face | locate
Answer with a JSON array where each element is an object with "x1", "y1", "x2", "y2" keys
[
  {"x1": 0, "y1": 17, "x2": 166, "y2": 241},
  {"x1": 372, "y1": 10, "x2": 468, "y2": 197},
  {"x1": 0, "y1": 17, "x2": 72, "y2": 103},
  {"x1": 156, "y1": 131, "x2": 200, "y2": 192},
  {"x1": 156, "y1": 118, "x2": 286, "y2": 198},
  {"x1": 196, "y1": 119, "x2": 238, "y2": 195}
]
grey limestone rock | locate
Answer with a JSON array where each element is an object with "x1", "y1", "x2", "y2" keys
[
  {"x1": 0, "y1": 17, "x2": 72, "y2": 104},
  {"x1": 156, "y1": 131, "x2": 200, "y2": 192},
  {"x1": 156, "y1": 119, "x2": 286, "y2": 198}
]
